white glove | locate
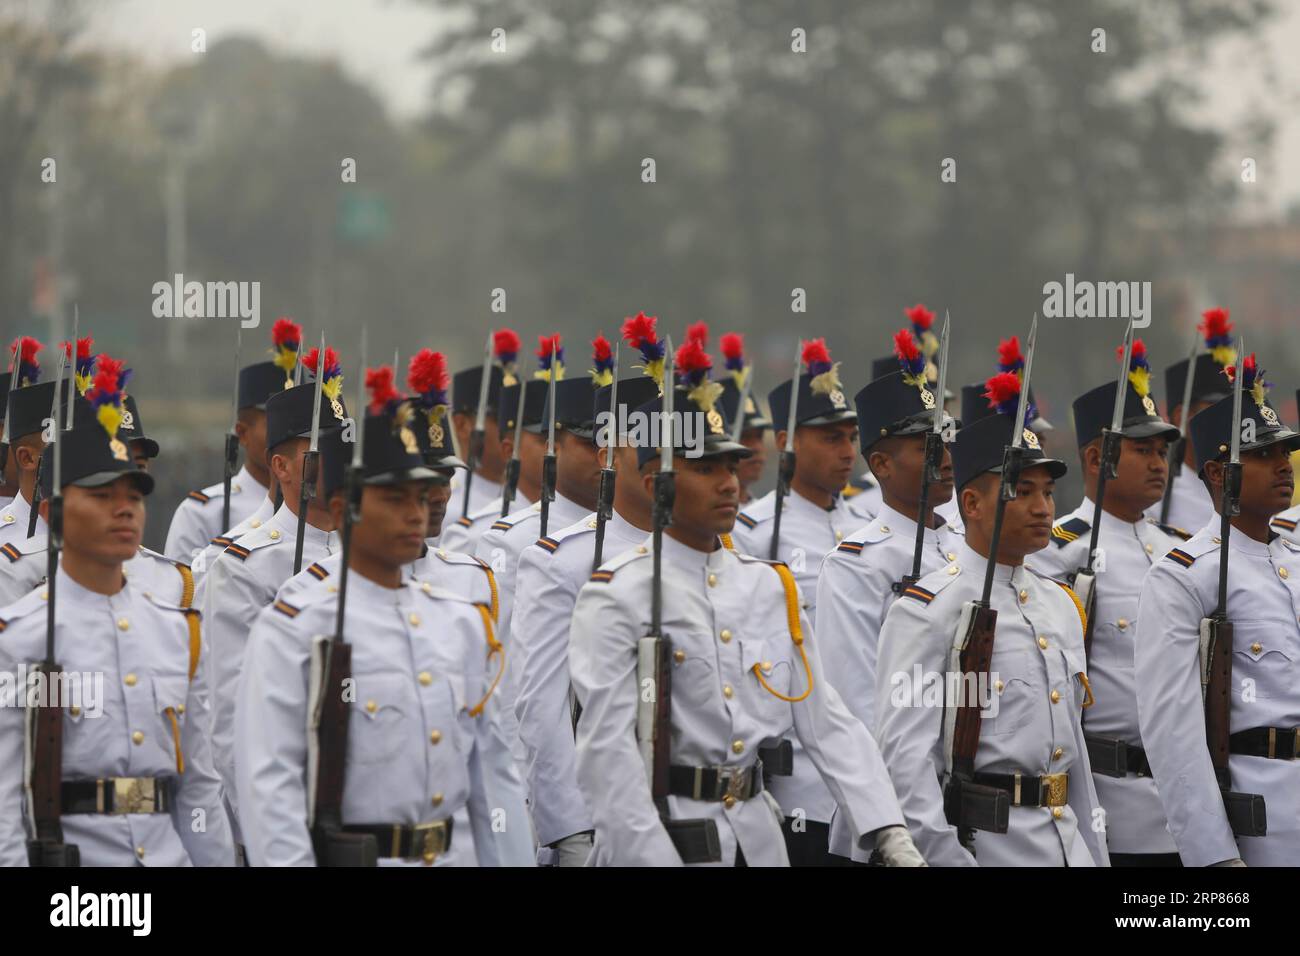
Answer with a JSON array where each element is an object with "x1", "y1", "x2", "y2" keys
[
  {"x1": 553, "y1": 831, "x2": 594, "y2": 867},
  {"x1": 873, "y1": 825, "x2": 927, "y2": 867},
  {"x1": 1210, "y1": 857, "x2": 1246, "y2": 867}
]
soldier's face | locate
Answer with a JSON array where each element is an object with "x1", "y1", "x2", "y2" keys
[
  {"x1": 655, "y1": 454, "x2": 740, "y2": 536},
  {"x1": 479, "y1": 415, "x2": 505, "y2": 472},
  {"x1": 556, "y1": 430, "x2": 601, "y2": 509},
  {"x1": 518, "y1": 430, "x2": 548, "y2": 484},
  {"x1": 1217, "y1": 442, "x2": 1295, "y2": 519},
  {"x1": 962, "y1": 466, "x2": 1056, "y2": 560},
  {"x1": 869, "y1": 434, "x2": 953, "y2": 507},
  {"x1": 1109, "y1": 436, "x2": 1170, "y2": 510},
  {"x1": 59, "y1": 477, "x2": 146, "y2": 564},
  {"x1": 354, "y1": 480, "x2": 431, "y2": 568},
  {"x1": 130, "y1": 440, "x2": 150, "y2": 472},
  {"x1": 785, "y1": 421, "x2": 858, "y2": 495},
  {"x1": 236, "y1": 409, "x2": 268, "y2": 470},
  {"x1": 738, "y1": 429, "x2": 767, "y2": 489},
  {"x1": 425, "y1": 474, "x2": 452, "y2": 538}
]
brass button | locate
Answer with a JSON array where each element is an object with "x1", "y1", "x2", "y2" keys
[
  {"x1": 177, "y1": 704, "x2": 185, "y2": 715},
  {"x1": 1050, "y1": 690, "x2": 1061, "y2": 704},
  {"x1": 69, "y1": 706, "x2": 81, "y2": 717},
  {"x1": 132, "y1": 731, "x2": 144, "y2": 745},
  {"x1": 431, "y1": 793, "x2": 444, "y2": 807},
  {"x1": 880, "y1": 526, "x2": 890, "y2": 534},
  {"x1": 707, "y1": 573, "x2": 718, "y2": 587},
  {"x1": 994, "y1": 680, "x2": 1004, "y2": 693},
  {"x1": 365, "y1": 700, "x2": 377, "y2": 714},
  {"x1": 834, "y1": 530, "x2": 844, "y2": 542},
  {"x1": 117, "y1": 617, "x2": 130, "y2": 631},
  {"x1": 326, "y1": 584, "x2": 338, "y2": 593},
  {"x1": 731, "y1": 740, "x2": 744, "y2": 754},
  {"x1": 39, "y1": 591, "x2": 48, "y2": 601},
  {"x1": 430, "y1": 730, "x2": 442, "y2": 745},
  {"x1": 269, "y1": 530, "x2": 281, "y2": 540},
  {"x1": 1052, "y1": 747, "x2": 1064, "y2": 761},
  {"x1": 1019, "y1": 589, "x2": 1029, "y2": 604},
  {"x1": 135, "y1": 845, "x2": 146, "y2": 860},
  {"x1": 946, "y1": 565, "x2": 958, "y2": 575},
  {"x1": 409, "y1": 612, "x2": 421, "y2": 626},
  {"x1": 1037, "y1": 637, "x2": 1048, "y2": 650},
  {"x1": 1117, "y1": 618, "x2": 1129, "y2": 631},
  {"x1": 437, "y1": 549, "x2": 447, "y2": 558},
  {"x1": 418, "y1": 671, "x2": 433, "y2": 686},
  {"x1": 719, "y1": 629, "x2": 732, "y2": 643},
  {"x1": 250, "y1": 519, "x2": 262, "y2": 528},
  {"x1": 1251, "y1": 642, "x2": 1262, "y2": 654},
  {"x1": 2, "y1": 514, "x2": 12, "y2": 523},
  {"x1": 588, "y1": 520, "x2": 598, "y2": 530},
  {"x1": 761, "y1": 661, "x2": 773, "y2": 674},
  {"x1": 421, "y1": 581, "x2": 432, "y2": 594},
  {"x1": 636, "y1": 546, "x2": 647, "y2": 554},
  {"x1": 1212, "y1": 536, "x2": 1221, "y2": 545},
  {"x1": 723, "y1": 794, "x2": 736, "y2": 809},
  {"x1": 1052, "y1": 807, "x2": 1064, "y2": 820},
  {"x1": 673, "y1": 649, "x2": 686, "y2": 663},
  {"x1": 1144, "y1": 543, "x2": 1153, "y2": 555},
  {"x1": 1280, "y1": 567, "x2": 1290, "y2": 580},
  {"x1": 947, "y1": 552, "x2": 957, "y2": 562},
  {"x1": 124, "y1": 673, "x2": 138, "y2": 687},
  {"x1": 723, "y1": 685, "x2": 734, "y2": 699}
]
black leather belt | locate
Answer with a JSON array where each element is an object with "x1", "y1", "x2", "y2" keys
[
  {"x1": 342, "y1": 819, "x2": 453, "y2": 862},
  {"x1": 972, "y1": 771, "x2": 1069, "y2": 808},
  {"x1": 668, "y1": 762, "x2": 765, "y2": 803},
  {"x1": 62, "y1": 778, "x2": 170, "y2": 815},
  {"x1": 1230, "y1": 726, "x2": 1300, "y2": 760},
  {"x1": 1085, "y1": 734, "x2": 1152, "y2": 778}
]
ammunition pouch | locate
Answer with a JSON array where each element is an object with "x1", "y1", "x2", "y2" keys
[
  {"x1": 1085, "y1": 734, "x2": 1151, "y2": 778},
  {"x1": 1221, "y1": 790, "x2": 1267, "y2": 838},
  {"x1": 942, "y1": 776, "x2": 1010, "y2": 835},
  {"x1": 26, "y1": 838, "x2": 80, "y2": 867},
  {"x1": 758, "y1": 738, "x2": 793, "y2": 779},
  {"x1": 311, "y1": 825, "x2": 379, "y2": 868},
  {"x1": 664, "y1": 818, "x2": 721, "y2": 865}
]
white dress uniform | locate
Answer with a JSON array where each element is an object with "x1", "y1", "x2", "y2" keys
[
  {"x1": 875, "y1": 539, "x2": 1108, "y2": 867},
  {"x1": 445, "y1": 473, "x2": 504, "y2": 528},
  {"x1": 570, "y1": 534, "x2": 905, "y2": 866},
  {"x1": 163, "y1": 466, "x2": 269, "y2": 564},
  {"x1": 1135, "y1": 521, "x2": 1300, "y2": 866},
  {"x1": 275, "y1": 542, "x2": 497, "y2": 613},
  {"x1": 234, "y1": 574, "x2": 535, "y2": 867},
  {"x1": 440, "y1": 499, "x2": 505, "y2": 555},
  {"x1": 0, "y1": 569, "x2": 235, "y2": 866},
  {"x1": 1270, "y1": 505, "x2": 1300, "y2": 546},
  {"x1": 730, "y1": 488, "x2": 861, "y2": 829},
  {"x1": 934, "y1": 497, "x2": 964, "y2": 535},
  {"x1": 1026, "y1": 500, "x2": 1184, "y2": 856},
  {"x1": 0, "y1": 492, "x2": 44, "y2": 545},
  {"x1": 475, "y1": 493, "x2": 590, "y2": 761},
  {"x1": 513, "y1": 508, "x2": 647, "y2": 850},
  {"x1": 1144, "y1": 469, "x2": 1213, "y2": 534},
  {"x1": 197, "y1": 502, "x2": 339, "y2": 823},
  {"x1": 189, "y1": 495, "x2": 274, "y2": 578},
  {"x1": 0, "y1": 542, "x2": 194, "y2": 609},
  {"x1": 843, "y1": 472, "x2": 882, "y2": 522}
]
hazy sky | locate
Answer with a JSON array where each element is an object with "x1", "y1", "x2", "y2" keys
[{"x1": 69, "y1": 0, "x2": 1300, "y2": 213}]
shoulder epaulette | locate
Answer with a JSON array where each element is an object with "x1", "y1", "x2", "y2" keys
[
  {"x1": 589, "y1": 546, "x2": 650, "y2": 582},
  {"x1": 1271, "y1": 515, "x2": 1297, "y2": 533},
  {"x1": 272, "y1": 600, "x2": 301, "y2": 618},
  {"x1": 1050, "y1": 516, "x2": 1090, "y2": 547},
  {"x1": 456, "y1": 516, "x2": 473, "y2": 528},
  {"x1": 187, "y1": 490, "x2": 212, "y2": 504},
  {"x1": 1, "y1": 542, "x2": 22, "y2": 563},
  {"x1": 736, "y1": 512, "x2": 757, "y2": 530},
  {"x1": 1165, "y1": 548, "x2": 1196, "y2": 569},
  {"x1": 306, "y1": 561, "x2": 330, "y2": 580},
  {"x1": 490, "y1": 520, "x2": 513, "y2": 532},
  {"x1": 1153, "y1": 520, "x2": 1192, "y2": 541},
  {"x1": 732, "y1": 550, "x2": 783, "y2": 568},
  {"x1": 223, "y1": 542, "x2": 252, "y2": 561},
  {"x1": 537, "y1": 536, "x2": 561, "y2": 553},
  {"x1": 210, "y1": 535, "x2": 234, "y2": 549},
  {"x1": 837, "y1": 540, "x2": 864, "y2": 555},
  {"x1": 900, "y1": 583, "x2": 936, "y2": 604}
]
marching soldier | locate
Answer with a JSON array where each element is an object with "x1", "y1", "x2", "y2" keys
[
  {"x1": 817, "y1": 329, "x2": 963, "y2": 862},
  {"x1": 445, "y1": 328, "x2": 520, "y2": 530},
  {"x1": 164, "y1": 319, "x2": 299, "y2": 563},
  {"x1": 569, "y1": 375, "x2": 921, "y2": 866},
  {"x1": 1270, "y1": 387, "x2": 1300, "y2": 545},
  {"x1": 1136, "y1": 354, "x2": 1300, "y2": 866},
  {"x1": 235, "y1": 367, "x2": 533, "y2": 866},
  {"x1": 875, "y1": 348, "x2": 1109, "y2": 866},
  {"x1": 729, "y1": 337, "x2": 862, "y2": 864},
  {"x1": 0, "y1": 366, "x2": 16, "y2": 511},
  {"x1": 1027, "y1": 336, "x2": 1185, "y2": 865},
  {"x1": 716, "y1": 332, "x2": 771, "y2": 506},
  {"x1": 513, "y1": 366, "x2": 661, "y2": 866},
  {"x1": 475, "y1": 335, "x2": 602, "y2": 760},
  {"x1": 0, "y1": 387, "x2": 235, "y2": 866},
  {"x1": 0, "y1": 339, "x2": 54, "y2": 545},
  {"x1": 1145, "y1": 308, "x2": 1237, "y2": 532},
  {"x1": 198, "y1": 350, "x2": 347, "y2": 826}
]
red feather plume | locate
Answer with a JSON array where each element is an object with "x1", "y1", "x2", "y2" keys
[
  {"x1": 365, "y1": 366, "x2": 401, "y2": 414},
  {"x1": 983, "y1": 371, "x2": 1022, "y2": 407},
  {"x1": 893, "y1": 329, "x2": 922, "y2": 363},
  {"x1": 493, "y1": 328, "x2": 521, "y2": 357},
  {"x1": 801, "y1": 338, "x2": 831, "y2": 367},
  {"x1": 621, "y1": 312, "x2": 658, "y2": 347},
  {"x1": 905, "y1": 304, "x2": 935, "y2": 330},
  {"x1": 685, "y1": 321, "x2": 709, "y2": 348},
  {"x1": 591, "y1": 334, "x2": 612, "y2": 363},
  {"x1": 1198, "y1": 307, "x2": 1233, "y2": 339},
  {"x1": 674, "y1": 338, "x2": 712, "y2": 374},
  {"x1": 720, "y1": 332, "x2": 744, "y2": 361},
  {"x1": 997, "y1": 336, "x2": 1023, "y2": 370},
  {"x1": 301, "y1": 346, "x2": 339, "y2": 375},
  {"x1": 271, "y1": 317, "x2": 301, "y2": 346},
  {"x1": 407, "y1": 348, "x2": 448, "y2": 395}
]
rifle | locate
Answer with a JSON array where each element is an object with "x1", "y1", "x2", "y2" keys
[
  {"x1": 0, "y1": 341, "x2": 19, "y2": 477},
  {"x1": 635, "y1": 337, "x2": 720, "y2": 864},
  {"x1": 941, "y1": 315, "x2": 1042, "y2": 852},
  {"x1": 592, "y1": 341, "x2": 621, "y2": 573},
  {"x1": 1199, "y1": 342, "x2": 1266, "y2": 838},
  {"x1": 728, "y1": 353, "x2": 754, "y2": 447},
  {"x1": 769, "y1": 342, "x2": 803, "y2": 560},
  {"x1": 306, "y1": 329, "x2": 375, "y2": 866},
  {"x1": 895, "y1": 312, "x2": 951, "y2": 595},
  {"x1": 539, "y1": 354, "x2": 558, "y2": 538},
  {"x1": 222, "y1": 326, "x2": 242, "y2": 531},
  {"x1": 26, "y1": 320, "x2": 78, "y2": 867},
  {"x1": 1070, "y1": 321, "x2": 1133, "y2": 662},
  {"x1": 499, "y1": 365, "x2": 528, "y2": 518},
  {"x1": 461, "y1": 331, "x2": 494, "y2": 521},
  {"x1": 293, "y1": 332, "x2": 326, "y2": 575},
  {"x1": 1160, "y1": 333, "x2": 1200, "y2": 525}
]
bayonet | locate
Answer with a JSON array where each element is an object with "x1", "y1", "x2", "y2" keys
[
  {"x1": 769, "y1": 341, "x2": 803, "y2": 560},
  {"x1": 65, "y1": 306, "x2": 78, "y2": 430},
  {"x1": 592, "y1": 340, "x2": 620, "y2": 572},
  {"x1": 500, "y1": 364, "x2": 529, "y2": 517},
  {"x1": 1161, "y1": 332, "x2": 1201, "y2": 523},
  {"x1": 222, "y1": 324, "x2": 242, "y2": 530},
  {"x1": 897, "y1": 312, "x2": 951, "y2": 593},
  {"x1": 28, "y1": 345, "x2": 68, "y2": 539},
  {"x1": 293, "y1": 331, "x2": 327, "y2": 574},
  {"x1": 462, "y1": 331, "x2": 494, "y2": 520},
  {"x1": 539, "y1": 345, "x2": 558, "y2": 537}
]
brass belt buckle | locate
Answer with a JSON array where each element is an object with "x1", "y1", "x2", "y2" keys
[
  {"x1": 114, "y1": 777, "x2": 155, "y2": 815},
  {"x1": 414, "y1": 821, "x2": 448, "y2": 865},
  {"x1": 1040, "y1": 773, "x2": 1068, "y2": 807}
]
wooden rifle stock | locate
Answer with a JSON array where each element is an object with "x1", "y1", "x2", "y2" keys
[
  {"x1": 500, "y1": 457, "x2": 520, "y2": 517},
  {"x1": 222, "y1": 431, "x2": 240, "y2": 530},
  {"x1": 591, "y1": 467, "x2": 615, "y2": 573}
]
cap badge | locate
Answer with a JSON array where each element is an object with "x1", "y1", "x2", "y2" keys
[
  {"x1": 331, "y1": 397, "x2": 345, "y2": 421},
  {"x1": 829, "y1": 389, "x2": 847, "y2": 409},
  {"x1": 110, "y1": 438, "x2": 129, "y2": 462},
  {"x1": 1261, "y1": 403, "x2": 1279, "y2": 426},
  {"x1": 919, "y1": 386, "x2": 936, "y2": 410},
  {"x1": 429, "y1": 419, "x2": 445, "y2": 447},
  {"x1": 120, "y1": 402, "x2": 135, "y2": 430},
  {"x1": 707, "y1": 408, "x2": 724, "y2": 435},
  {"x1": 1023, "y1": 428, "x2": 1040, "y2": 450},
  {"x1": 1141, "y1": 395, "x2": 1156, "y2": 416}
]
